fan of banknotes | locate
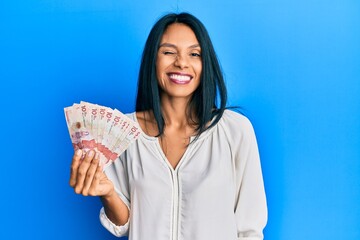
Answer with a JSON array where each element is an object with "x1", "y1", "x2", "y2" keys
[{"x1": 64, "y1": 101, "x2": 142, "y2": 169}]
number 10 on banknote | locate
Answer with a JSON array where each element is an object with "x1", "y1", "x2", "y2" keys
[{"x1": 64, "y1": 101, "x2": 141, "y2": 169}]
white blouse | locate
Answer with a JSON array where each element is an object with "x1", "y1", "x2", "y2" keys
[{"x1": 100, "y1": 110, "x2": 267, "y2": 240}]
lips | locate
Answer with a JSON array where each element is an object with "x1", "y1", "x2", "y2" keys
[{"x1": 167, "y1": 72, "x2": 193, "y2": 84}]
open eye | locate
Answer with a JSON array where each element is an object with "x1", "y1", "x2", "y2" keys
[{"x1": 190, "y1": 52, "x2": 201, "y2": 57}]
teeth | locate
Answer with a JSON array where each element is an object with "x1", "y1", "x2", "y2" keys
[{"x1": 169, "y1": 74, "x2": 191, "y2": 81}]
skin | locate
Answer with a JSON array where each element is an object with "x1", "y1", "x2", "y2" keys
[
  {"x1": 156, "y1": 23, "x2": 202, "y2": 100},
  {"x1": 70, "y1": 149, "x2": 129, "y2": 225},
  {"x1": 69, "y1": 23, "x2": 202, "y2": 226},
  {"x1": 138, "y1": 23, "x2": 202, "y2": 168}
]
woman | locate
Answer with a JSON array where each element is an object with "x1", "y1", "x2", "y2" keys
[{"x1": 70, "y1": 12, "x2": 267, "y2": 240}]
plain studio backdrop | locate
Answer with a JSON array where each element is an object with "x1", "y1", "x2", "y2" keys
[{"x1": 0, "y1": 1, "x2": 359, "y2": 239}]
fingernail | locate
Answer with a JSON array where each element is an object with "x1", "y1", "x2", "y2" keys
[
  {"x1": 88, "y1": 150, "x2": 94, "y2": 157},
  {"x1": 95, "y1": 152, "x2": 100, "y2": 159},
  {"x1": 75, "y1": 149, "x2": 82, "y2": 156}
]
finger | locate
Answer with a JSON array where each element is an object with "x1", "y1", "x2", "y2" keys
[
  {"x1": 74, "y1": 150, "x2": 95, "y2": 194},
  {"x1": 81, "y1": 152, "x2": 100, "y2": 196},
  {"x1": 69, "y1": 149, "x2": 83, "y2": 187},
  {"x1": 88, "y1": 164, "x2": 103, "y2": 196}
]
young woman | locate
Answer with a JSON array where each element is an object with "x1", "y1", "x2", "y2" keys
[{"x1": 69, "y1": 12, "x2": 267, "y2": 240}]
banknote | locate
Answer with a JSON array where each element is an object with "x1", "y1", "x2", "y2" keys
[{"x1": 64, "y1": 101, "x2": 141, "y2": 169}]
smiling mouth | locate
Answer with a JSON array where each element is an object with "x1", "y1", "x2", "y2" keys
[{"x1": 168, "y1": 73, "x2": 192, "y2": 84}]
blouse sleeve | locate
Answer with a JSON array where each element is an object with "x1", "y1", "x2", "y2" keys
[
  {"x1": 99, "y1": 154, "x2": 131, "y2": 237},
  {"x1": 229, "y1": 113, "x2": 268, "y2": 239}
]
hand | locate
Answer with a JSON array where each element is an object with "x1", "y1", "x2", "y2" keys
[{"x1": 69, "y1": 149, "x2": 114, "y2": 197}]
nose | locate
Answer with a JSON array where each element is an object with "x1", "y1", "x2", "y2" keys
[{"x1": 174, "y1": 54, "x2": 188, "y2": 69}]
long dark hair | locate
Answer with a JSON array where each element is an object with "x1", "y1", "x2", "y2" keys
[{"x1": 135, "y1": 12, "x2": 227, "y2": 138}]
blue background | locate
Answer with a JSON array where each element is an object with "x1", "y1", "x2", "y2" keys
[{"x1": 1, "y1": 0, "x2": 359, "y2": 239}]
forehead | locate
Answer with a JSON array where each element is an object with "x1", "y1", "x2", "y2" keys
[{"x1": 160, "y1": 23, "x2": 199, "y2": 46}]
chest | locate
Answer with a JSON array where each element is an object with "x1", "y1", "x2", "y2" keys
[
  {"x1": 159, "y1": 134, "x2": 189, "y2": 169},
  {"x1": 128, "y1": 136, "x2": 235, "y2": 197}
]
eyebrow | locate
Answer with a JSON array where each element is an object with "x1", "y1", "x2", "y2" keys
[{"x1": 159, "y1": 43, "x2": 201, "y2": 49}]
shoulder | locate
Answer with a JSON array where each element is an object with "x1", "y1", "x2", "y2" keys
[
  {"x1": 216, "y1": 109, "x2": 257, "y2": 144},
  {"x1": 132, "y1": 110, "x2": 159, "y2": 137},
  {"x1": 123, "y1": 111, "x2": 151, "y2": 125},
  {"x1": 219, "y1": 109, "x2": 254, "y2": 132},
  {"x1": 125, "y1": 111, "x2": 136, "y2": 120}
]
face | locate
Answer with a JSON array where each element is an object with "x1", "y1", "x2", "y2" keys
[{"x1": 156, "y1": 23, "x2": 202, "y2": 100}]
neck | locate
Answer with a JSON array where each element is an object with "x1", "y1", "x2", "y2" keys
[{"x1": 160, "y1": 95, "x2": 192, "y2": 129}]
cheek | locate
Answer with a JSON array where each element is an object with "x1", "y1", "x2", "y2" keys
[
  {"x1": 158, "y1": 78, "x2": 167, "y2": 88},
  {"x1": 156, "y1": 57, "x2": 167, "y2": 78},
  {"x1": 155, "y1": 63, "x2": 162, "y2": 82},
  {"x1": 155, "y1": 65, "x2": 166, "y2": 88},
  {"x1": 156, "y1": 68, "x2": 167, "y2": 84},
  {"x1": 195, "y1": 62, "x2": 202, "y2": 79}
]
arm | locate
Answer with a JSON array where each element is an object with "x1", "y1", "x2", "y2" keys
[
  {"x1": 70, "y1": 149, "x2": 130, "y2": 236},
  {"x1": 100, "y1": 191, "x2": 129, "y2": 226},
  {"x1": 232, "y1": 117, "x2": 268, "y2": 239}
]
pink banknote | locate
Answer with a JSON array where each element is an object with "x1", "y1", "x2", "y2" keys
[{"x1": 64, "y1": 101, "x2": 141, "y2": 169}]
